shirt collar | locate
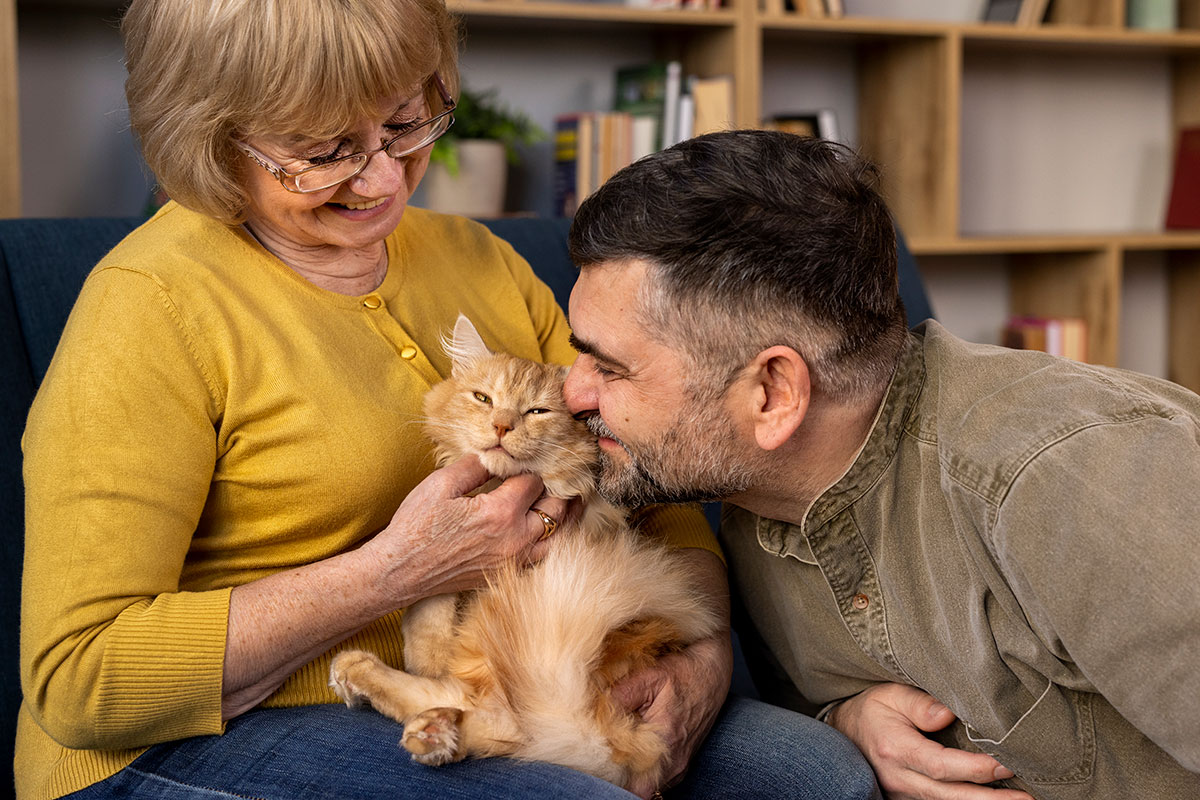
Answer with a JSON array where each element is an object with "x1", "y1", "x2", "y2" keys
[{"x1": 800, "y1": 327, "x2": 928, "y2": 535}]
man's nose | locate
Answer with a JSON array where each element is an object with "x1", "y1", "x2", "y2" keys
[{"x1": 563, "y1": 355, "x2": 597, "y2": 419}]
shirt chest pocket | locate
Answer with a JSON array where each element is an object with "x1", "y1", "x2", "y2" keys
[{"x1": 960, "y1": 681, "x2": 1096, "y2": 786}]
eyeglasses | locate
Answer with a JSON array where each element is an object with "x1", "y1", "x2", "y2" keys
[{"x1": 235, "y1": 73, "x2": 456, "y2": 194}]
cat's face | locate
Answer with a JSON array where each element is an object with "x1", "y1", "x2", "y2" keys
[{"x1": 422, "y1": 316, "x2": 600, "y2": 493}]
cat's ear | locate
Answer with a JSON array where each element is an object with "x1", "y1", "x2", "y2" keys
[{"x1": 444, "y1": 314, "x2": 492, "y2": 376}]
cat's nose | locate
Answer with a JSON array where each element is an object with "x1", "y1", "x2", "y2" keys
[{"x1": 494, "y1": 423, "x2": 512, "y2": 438}]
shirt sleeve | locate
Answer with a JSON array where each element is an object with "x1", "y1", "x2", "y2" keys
[
  {"x1": 992, "y1": 412, "x2": 1200, "y2": 772},
  {"x1": 21, "y1": 265, "x2": 230, "y2": 750}
]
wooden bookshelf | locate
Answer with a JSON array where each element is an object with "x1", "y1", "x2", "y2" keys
[
  {"x1": 450, "y1": 0, "x2": 1200, "y2": 389},
  {"x1": 1, "y1": 0, "x2": 17, "y2": 218},
  {"x1": 4, "y1": 0, "x2": 1200, "y2": 388}
]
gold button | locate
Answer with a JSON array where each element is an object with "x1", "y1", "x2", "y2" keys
[
  {"x1": 400, "y1": 346, "x2": 418, "y2": 360},
  {"x1": 852, "y1": 593, "x2": 870, "y2": 610},
  {"x1": 362, "y1": 296, "x2": 382, "y2": 309}
]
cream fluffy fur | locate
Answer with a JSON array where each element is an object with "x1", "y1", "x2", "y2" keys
[{"x1": 329, "y1": 316, "x2": 720, "y2": 789}]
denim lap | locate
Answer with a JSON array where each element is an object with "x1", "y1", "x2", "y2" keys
[{"x1": 66, "y1": 697, "x2": 878, "y2": 799}]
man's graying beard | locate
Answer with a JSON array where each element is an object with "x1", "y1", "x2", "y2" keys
[{"x1": 582, "y1": 412, "x2": 755, "y2": 508}]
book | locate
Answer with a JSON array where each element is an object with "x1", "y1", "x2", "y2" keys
[
  {"x1": 552, "y1": 114, "x2": 581, "y2": 217},
  {"x1": 1165, "y1": 127, "x2": 1200, "y2": 230},
  {"x1": 552, "y1": 111, "x2": 645, "y2": 215},
  {"x1": 631, "y1": 115, "x2": 657, "y2": 162},
  {"x1": 1127, "y1": 0, "x2": 1177, "y2": 30},
  {"x1": 981, "y1": 0, "x2": 1021, "y2": 22},
  {"x1": 1062, "y1": 319, "x2": 1087, "y2": 363},
  {"x1": 1002, "y1": 316, "x2": 1088, "y2": 361},
  {"x1": 1016, "y1": 0, "x2": 1050, "y2": 26},
  {"x1": 677, "y1": 93, "x2": 695, "y2": 144},
  {"x1": 595, "y1": 111, "x2": 633, "y2": 189},
  {"x1": 816, "y1": 108, "x2": 840, "y2": 142},
  {"x1": 690, "y1": 75, "x2": 734, "y2": 137},
  {"x1": 614, "y1": 61, "x2": 679, "y2": 151},
  {"x1": 661, "y1": 61, "x2": 684, "y2": 149},
  {"x1": 576, "y1": 113, "x2": 596, "y2": 208},
  {"x1": 800, "y1": 0, "x2": 826, "y2": 18},
  {"x1": 552, "y1": 113, "x2": 601, "y2": 217}
]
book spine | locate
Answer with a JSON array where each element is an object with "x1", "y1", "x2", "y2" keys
[{"x1": 552, "y1": 114, "x2": 580, "y2": 217}]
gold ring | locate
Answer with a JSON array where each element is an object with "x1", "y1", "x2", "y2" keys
[
  {"x1": 651, "y1": 792, "x2": 664, "y2": 800},
  {"x1": 532, "y1": 508, "x2": 558, "y2": 541}
]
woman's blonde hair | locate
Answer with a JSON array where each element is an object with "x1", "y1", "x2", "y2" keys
[{"x1": 123, "y1": 0, "x2": 460, "y2": 223}]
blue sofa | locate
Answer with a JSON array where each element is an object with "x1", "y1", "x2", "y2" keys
[{"x1": 0, "y1": 214, "x2": 931, "y2": 799}]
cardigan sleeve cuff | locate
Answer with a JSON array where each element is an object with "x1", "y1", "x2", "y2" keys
[{"x1": 93, "y1": 587, "x2": 232, "y2": 744}]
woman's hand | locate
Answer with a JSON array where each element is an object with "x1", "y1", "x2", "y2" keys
[
  {"x1": 826, "y1": 683, "x2": 1033, "y2": 800},
  {"x1": 222, "y1": 454, "x2": 564, "y2": 720},
  {"x1": 361, "y1": 454, "x2": 568, "y2": 602}
]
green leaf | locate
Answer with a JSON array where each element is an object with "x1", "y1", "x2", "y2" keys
[{"x1": 434, "y1": 86, "x2": 546, "y2": 173}]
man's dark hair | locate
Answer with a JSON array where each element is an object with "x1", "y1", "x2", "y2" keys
[{"x1": 569, "y1": 130, "x2": 909, "y2": 400}]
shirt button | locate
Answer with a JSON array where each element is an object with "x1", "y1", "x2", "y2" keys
[
  {"x1": 363, "y1": 296, "x2": 382, "y2": 309},
  {"x1": 852, "y1": 593, "x2": 870, "y2": 610},
  {"x1": 400, "y1": 346, "x2": 418, "y2": 360}
]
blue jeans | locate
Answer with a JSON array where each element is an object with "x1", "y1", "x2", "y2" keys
[{"x1": 66, "y1": 696, "x2": 880, "y2": 799}]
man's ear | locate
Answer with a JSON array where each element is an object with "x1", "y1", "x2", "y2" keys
[{"x1": 741, "y1": 346, "x2": 810, "y2": 451}]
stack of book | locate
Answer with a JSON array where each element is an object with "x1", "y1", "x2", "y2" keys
[
  {"x1": 1002, "y1": 316, "x2": 1088, "y2": 362},
  {"x1": 553, "y1": 62, "x2": 734, "y2": 216},
  {"x1": 764, "y1": 0, "x2": 1052, "y2": 24}
]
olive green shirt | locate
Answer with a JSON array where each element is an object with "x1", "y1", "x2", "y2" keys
[{"x1": 722, "y1": 321, "x2": 1200, "y2": 799}]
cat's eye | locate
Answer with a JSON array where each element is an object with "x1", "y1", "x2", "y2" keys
[
  {"x1": 525, "y1": 408, "x2": 550, "y2": 415},
  {"x1": 472, "y1": 391, "x2": 492, "y2": 405}
]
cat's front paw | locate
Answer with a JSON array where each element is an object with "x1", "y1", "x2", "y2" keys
[
  {"x1": 329, "y1": 649, "x2": 382, "y2": 708},
  {"x1": 402, "y1": 707, "x2": 464, "y2": 765}
]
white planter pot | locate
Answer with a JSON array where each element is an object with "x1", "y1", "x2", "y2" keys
[{"x1": 423, "y1": 139, "x2": 507, "y2": 218}]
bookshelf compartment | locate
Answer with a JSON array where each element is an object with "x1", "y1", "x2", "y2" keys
[
  {"x1": 959, "y1": 48, "x2": 1174, "y2": 237},
  {"x1": 1046, "y1": 0, "x2": 1123, "y2": 28},
  {"x1": 1119, "y1": 250, "x2": 1170, "y2": 378},
  {"x1": 859, "y1": 35, "x2": 959, "y2": 240},
  {"x1": 1168, "y1": 250, "x2": 1200, "y2": 391},
  {"x1": 912, "y1": 253, "x2": 1011, "y2": 347},
  {"x1": 1008, "y1": 248, "x2": 1121, "y2": 366}
]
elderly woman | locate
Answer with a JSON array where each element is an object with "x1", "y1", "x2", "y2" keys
[{"x1": 18, "y1": 1, "x2": 879, "y2": 799}]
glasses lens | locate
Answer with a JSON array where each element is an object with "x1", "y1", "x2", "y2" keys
[
  {"x1": 292, "y1": 155, "x2": 368, "y2": 193},
  {"x1": 384, "y1": 114, "x2": 454, "y2": 160}
]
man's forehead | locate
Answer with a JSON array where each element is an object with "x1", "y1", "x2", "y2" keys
[
  {"x1": 567, "y1": 260, "x2": 646, "y2": 345},
  {"x1": 568, "y1": 259, "x2": 692, "y2": 383}
]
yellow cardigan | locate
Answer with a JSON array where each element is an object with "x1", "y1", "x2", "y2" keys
[{"x1": 19, "y1": 203, "x2": 717, "y2": 800}]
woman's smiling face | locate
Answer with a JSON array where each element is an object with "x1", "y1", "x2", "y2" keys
[{"x1": 238, "y1": 86, "x2": 433, "y2": 262}]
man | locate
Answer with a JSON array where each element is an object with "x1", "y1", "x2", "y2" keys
[{"x1": 562, "y1": 130, "x2": 1200, "y2": 800}]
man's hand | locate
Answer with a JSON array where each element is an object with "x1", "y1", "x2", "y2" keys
[
  {"x1": 611, "y1": 548, "x2": 732, "y2": 800},
  {"x1": 612, "y1": 631, "x2": 732, "y2": 799},
  {"x1": 827, "y1": 683, "x2": 1034, "y2": 800}
]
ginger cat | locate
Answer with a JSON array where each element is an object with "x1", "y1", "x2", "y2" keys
[{"x1": 328, "y1": 315, "x2": 720, "y2": 790}]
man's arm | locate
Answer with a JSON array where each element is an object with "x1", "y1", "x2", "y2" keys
[
  {"x1": 826, "y1": 684, "x2": 1033, "y2": 800},
  {"x1": 611, "y1": 548, "x2": 732, "y2": 800}
]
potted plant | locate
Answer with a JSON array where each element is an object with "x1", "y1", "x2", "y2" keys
[{"x1": 423, "y1": 86, "x2": 545, "y2": 218}]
